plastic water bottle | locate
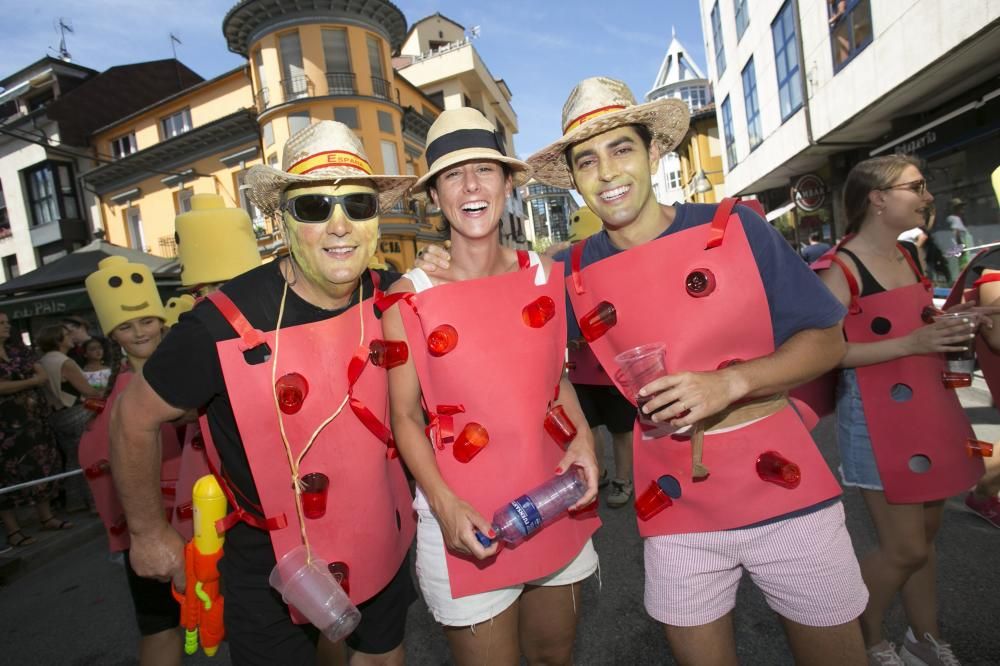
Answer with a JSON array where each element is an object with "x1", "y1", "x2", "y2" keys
[{"x1": 476, "y1": 469, "x2": 587, "y2": 546}]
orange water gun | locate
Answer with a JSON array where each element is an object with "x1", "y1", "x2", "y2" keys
[{"x1": 172, "y1": 475, "x2": 226, "y2": 656}]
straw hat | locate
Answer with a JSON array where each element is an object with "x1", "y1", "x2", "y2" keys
[
  {"x1": 411, "y1": 107, "x2": 531, "y2": 197},
  {"x1": 526, "y1": 77, "x2": 690, "y2": 189},
  {"x1": 245, "y1": 120, "x2": 415, "y2": 216}
]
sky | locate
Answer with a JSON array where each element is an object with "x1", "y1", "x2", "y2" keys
[{"x1": 0, "y1": 0, "x2": 707, "y2": 158}]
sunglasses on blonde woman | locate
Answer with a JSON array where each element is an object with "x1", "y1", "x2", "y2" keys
[{"x1": 879, "y1": 179, "x2": 926, "y2": 196}]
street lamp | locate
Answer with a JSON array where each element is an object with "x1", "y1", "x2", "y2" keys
[{"x1": 693, "y1": 170, "x2": 713, "y2": 194}]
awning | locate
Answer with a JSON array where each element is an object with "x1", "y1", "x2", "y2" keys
[{"x1": 766, "y1": 200, "x2": 796, "y2": 222}]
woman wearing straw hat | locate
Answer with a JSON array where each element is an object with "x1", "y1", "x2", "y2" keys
[
  {"x1": 381, "y1": 107, "x2": 600, "y2": 665},
  {"x1": 523, "y1": 77, "x2": 868, "y2": 664},
  {"x1": 112, "y1": 121, "x2": 422, "y2": 665},
  {"x1": 78, "y1": 255, "x2": 186, "y2": 666}
]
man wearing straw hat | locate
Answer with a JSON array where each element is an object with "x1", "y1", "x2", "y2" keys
[
  {"x1": 525, "y1": 78, "x2": 868, "y2": 664},
  {"x1": 111, "y1": 121, "x2": 422, "y2": 664}
]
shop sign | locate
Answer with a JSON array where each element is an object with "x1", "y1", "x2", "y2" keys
[
  {"x1": 793, "y1": 174, "x2": 827, "y2": 212},
  {"x1": 380, "y1": 241, "x2": 402, "y2": 254},
  {"x1": 893, "y1": 130, "x2": 937, "y2": 156}
]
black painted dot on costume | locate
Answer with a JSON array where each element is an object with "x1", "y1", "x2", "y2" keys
[
  {"x1": 131, "y1": 272, "x2": 144, "y2": 284},
  {"x1": 908, "y1": 454, "x2": 931, "y2": 474},
  {"x1": 395, "y1": 509, "x2": 401, "y2": 531},
  {"x1": 870, "y1": 317, "x2": 892, "y2": 335},
  {"x1": 108, "y1": 276, "x2": 123, "y2": 288},
  {"x1": 890, "y1": 383, "x2": 913, "y2": 402}
]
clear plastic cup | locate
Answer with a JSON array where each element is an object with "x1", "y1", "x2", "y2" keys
[
  {"x1": 269, "y1": 545, "x2": 360, "y2": 643},
  {"x1": 933, "y1": 313, "x2": 976, "y2": 377}
]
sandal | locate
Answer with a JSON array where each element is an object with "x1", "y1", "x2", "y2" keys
[
  {"x1": 6, "y1": 530, "x2": 36, "y2": 547},
  {"x1": 40, "y1": 517, "x2": 73, "y2": 531}
]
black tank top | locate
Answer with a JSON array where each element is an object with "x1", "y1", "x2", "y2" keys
[{"x1": 838, "y1": 242, "x2": 922, "y2": 297}]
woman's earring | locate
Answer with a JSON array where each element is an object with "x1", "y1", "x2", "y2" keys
[{"x1": 876, "y1": 208, "x2": 884, "y2": 216}]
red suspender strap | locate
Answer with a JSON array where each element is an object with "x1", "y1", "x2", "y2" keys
[
  {"x1": 516, "y1": 249, "x2": 531, "y2": 269},
  {"x1": 345, "y1": 344, "x2": 398, "y2": 458},
  {"x1": 896, "y1": 243, "x2": 932, "y2": 289},
  {"x1": 705, "y1": 197, "x2": 739, "y2": 250},
  {"x1": 369, "y1": 269, "x2": 383, "y2": 300},
  {"x1": 426, "y1": 404, "x2": 466, "y2": 450},
  {"x1": 201, "y1": 448, "x2": 288, "y2": 533},
  {"x1": 570, "y1": 239, "x2": 587, "y2": 295},
  {"x1": 973, "y1": 273, "x2": 1000, "y2": 288},
  {"x1": 205, "y1": 291, "x2": 268, "y2": 352},
  {"x1": 374, "y1": 291, "x2": 417, "y2": 315},
  {"x1": 739, "y1": 198, "x2": 766, "y2": 219},
  {"x1": 829, "y1": 255, "x2": 862, "y2": 314}
]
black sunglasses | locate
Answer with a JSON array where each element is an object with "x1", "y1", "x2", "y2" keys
[{"x1": 282, "y1": 193, "x2": 379, "y2": 223}]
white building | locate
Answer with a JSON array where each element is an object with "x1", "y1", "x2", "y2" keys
[
  {"x1": 645, "y1": 29, "x2": 713, "y2": 205},
  {"x1": 521, "y1": 179, "x2": 578, "y2": 246},
  {"x1": 699, "y1": 0, "x2": 1000, "y2": 244}
]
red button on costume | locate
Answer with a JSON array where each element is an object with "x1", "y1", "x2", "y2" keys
[
  {"x1": 205, "y1": 276, "x2": 415, "y2": 609},
  {"x1": 567, "y1": 199, "x2": 842, "y2": 536},
  {"x1": 388, "y1": 252, "x2": 600, "y2": 598}
]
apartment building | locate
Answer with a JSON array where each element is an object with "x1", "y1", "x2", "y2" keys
[{"x1": 701, "y1": 0, "x2": 1000, "y2": 245}]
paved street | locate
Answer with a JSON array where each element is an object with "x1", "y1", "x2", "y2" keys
[{"x1": 2, "y1": 388, "x2": 998, "y2": 665}]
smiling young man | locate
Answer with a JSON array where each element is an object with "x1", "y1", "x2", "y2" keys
[
  {"x1": 527, "y1": 77, "x2": 868, "y2": 665},
  {"x1": 110, "y1": 122, "x2": 419, "y2": 665}
]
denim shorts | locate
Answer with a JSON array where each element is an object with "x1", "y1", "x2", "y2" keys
[{"x1": 835, "y1": 368, "x2": 884, "y2": 490}]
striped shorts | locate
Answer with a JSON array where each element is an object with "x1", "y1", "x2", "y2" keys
[{"x1": 644, "y1": 502, "x2": 867, "y2": 627}]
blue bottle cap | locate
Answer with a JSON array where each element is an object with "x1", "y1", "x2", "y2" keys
[{"x1": 474, "y1": 530, "x2": 494, "y2": 547}]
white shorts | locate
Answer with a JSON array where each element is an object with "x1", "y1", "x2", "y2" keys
[{"x1": 414, "y1": 508, "x2": 599, "y2": 627}]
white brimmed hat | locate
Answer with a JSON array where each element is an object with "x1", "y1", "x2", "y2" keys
[
  {"x1": 411, "y1": 107, "x2": 531, "y2": 196},
  {"x1": 246, "y1": 120, "x2": 415, "y2": 215},
  {"x1": 526, "y1": 77, "x2": 690, "y2": 189}
]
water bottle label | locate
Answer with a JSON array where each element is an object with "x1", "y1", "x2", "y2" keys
[{"x1": 509, "y1": 495, "x2": 542, "y2": 535}]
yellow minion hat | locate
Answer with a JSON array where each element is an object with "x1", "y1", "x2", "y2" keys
[
  {"x1": 176, "y1": 194, "x2": 261, "y2": 286},
  {"x1": 569, "y1": 206, "x2": 603, "y2": 241},
  {"x1": 164, "y1": 294, "x2": 196, "y2": 327},
  {"x1": 85, "y1": 256, "x2": 167, "y2": 334}
]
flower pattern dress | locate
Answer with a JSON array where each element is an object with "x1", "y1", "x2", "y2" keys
[{"x1": 0, "y1": 343, "x2": 63, "y2": 509}]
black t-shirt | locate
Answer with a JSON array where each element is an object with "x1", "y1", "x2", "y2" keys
[
  {"x1": 964, "y1": 247, "x2": 1000, "y2": 288},
  {"x1": 143, "y1": 261, "x2": 398, "y2": 573},
  {"x1": 837, "y1": 241, "x2": 922, "y2": 297}
]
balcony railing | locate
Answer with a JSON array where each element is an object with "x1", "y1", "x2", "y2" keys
[
  {"x1": 325, "y1": 72, "x2": 356, "y2": 95},
  {"x1": 370, "y1": 76, "x2": 391, "y2": 100},
  {"x1": 281, "y1": 76, "x2": 313, "y2": 102},
  {"x1": 255, "y1": 87, "x2": 270, "y2": 113}
]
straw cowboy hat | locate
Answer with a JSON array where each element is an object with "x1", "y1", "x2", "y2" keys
[
  {"x1": 527, "y1": 77, "x2": 690, "y2": 189},
  {"x1": 246, "y1": 120, "x2": 414, "y2": 216},
  {"x1": 411, "y1": 107, "x2": 531, "y2": 197}
]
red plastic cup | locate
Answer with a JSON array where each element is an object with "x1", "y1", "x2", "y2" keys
[
  {"x1": 544, "y1": 404, "x2": 577, "y2": 449},
  {"x1": 453, "y1": 422, "x2": 490, "y2": 463},
  {"x1": 369, "y1": 339, "x2": 409, "y2": 369},
  {"x1": 175, "y1": 502, "x2": 194, "y2": 521},
  {"x1": 84, "y1": 459, "x2": 110, "y2": 479},
  {"x1": 83, "y1": 397, "x2": 106, "y2": 414},
  {"x1": 522, "y1": 296, "x2": 556, "y2": 328},
  {"x1": 921, "y1": 305, "x2": 944, "y2": 324},
  {"x1": 635, "y1": 478, "x2": 674, "y2": 521},
  {"x1": 276, "y1": 373, "x2": 309, "y2": 414},
  {"x1": 301, "y1": 472, "x2": 330, "y2": 519},
  {"x1": 966, "y1": 439, "x2": 994, "y2": 458},
  {"x1": 941, "y1": 371, "x2": 972, "y2": 389},
  {"x1": 328, "y1": 561, "x2": 350, "y2": 596},
  {"x1": 685, "y1": 268, "x2": 717, "y2": 297},
  {"x1": 579, "y1": 301, "x2": 617, "y2": 342},
  {"x1": 109, "y1": 515, "x2": 128, "y2": 536},
  {"x1": 428, "y1": 324, "x2": 459, "y2": 356},
  {"x1": 756, "y1": 451, "x2": 801, "y2": 489},
  {"x1": 190, "y1": 433, "x2": 205, "y2": 450}
]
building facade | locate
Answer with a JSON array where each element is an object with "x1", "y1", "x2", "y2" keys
[
  {"x1": 646, "y1": 30, "x2": 714, "y2": 205},
  {"x1": 520, "y1": 179, "x2": 578, "y2": 248},
  {"x1": 675, "y1": 104, "x2": 725, "y2": 204},
  {"x1": 701, "y1": 0, "x2": 1000, "y2": 247},
  {"x1": 396, "y1": 13, "x2": 529, "y2": 248}
]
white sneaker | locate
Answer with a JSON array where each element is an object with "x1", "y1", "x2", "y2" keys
[
  {"x1": 606, "y1": 478, "x2": 633, "y2": 508},
  {"x1": 867, "y1": 640, "x2": 905, "y2": 665},
  {"x1": 899, "y1": 632, "x2": 961, "y2": 666}
]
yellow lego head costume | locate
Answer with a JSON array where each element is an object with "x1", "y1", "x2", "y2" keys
[
  {"x1": 569, "y1": 206, "x2": 602, "y2": 241},
  {"x1": 85, "y1": 256, "x2": 167, "y2": 334},
  {"x1": 176, "y1": 194, "x2": 261, "y2": 287},
  {"x1": 164, "y1": 294, "x2": 196, "y2": 327}
]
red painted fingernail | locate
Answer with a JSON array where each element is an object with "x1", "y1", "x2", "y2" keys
[
  {"x1": 554, "y1": 466, "x2": 563, "y2": 474},
  {"x1": 488, "y1": 529, "x2": 496, "y2": 538}
]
